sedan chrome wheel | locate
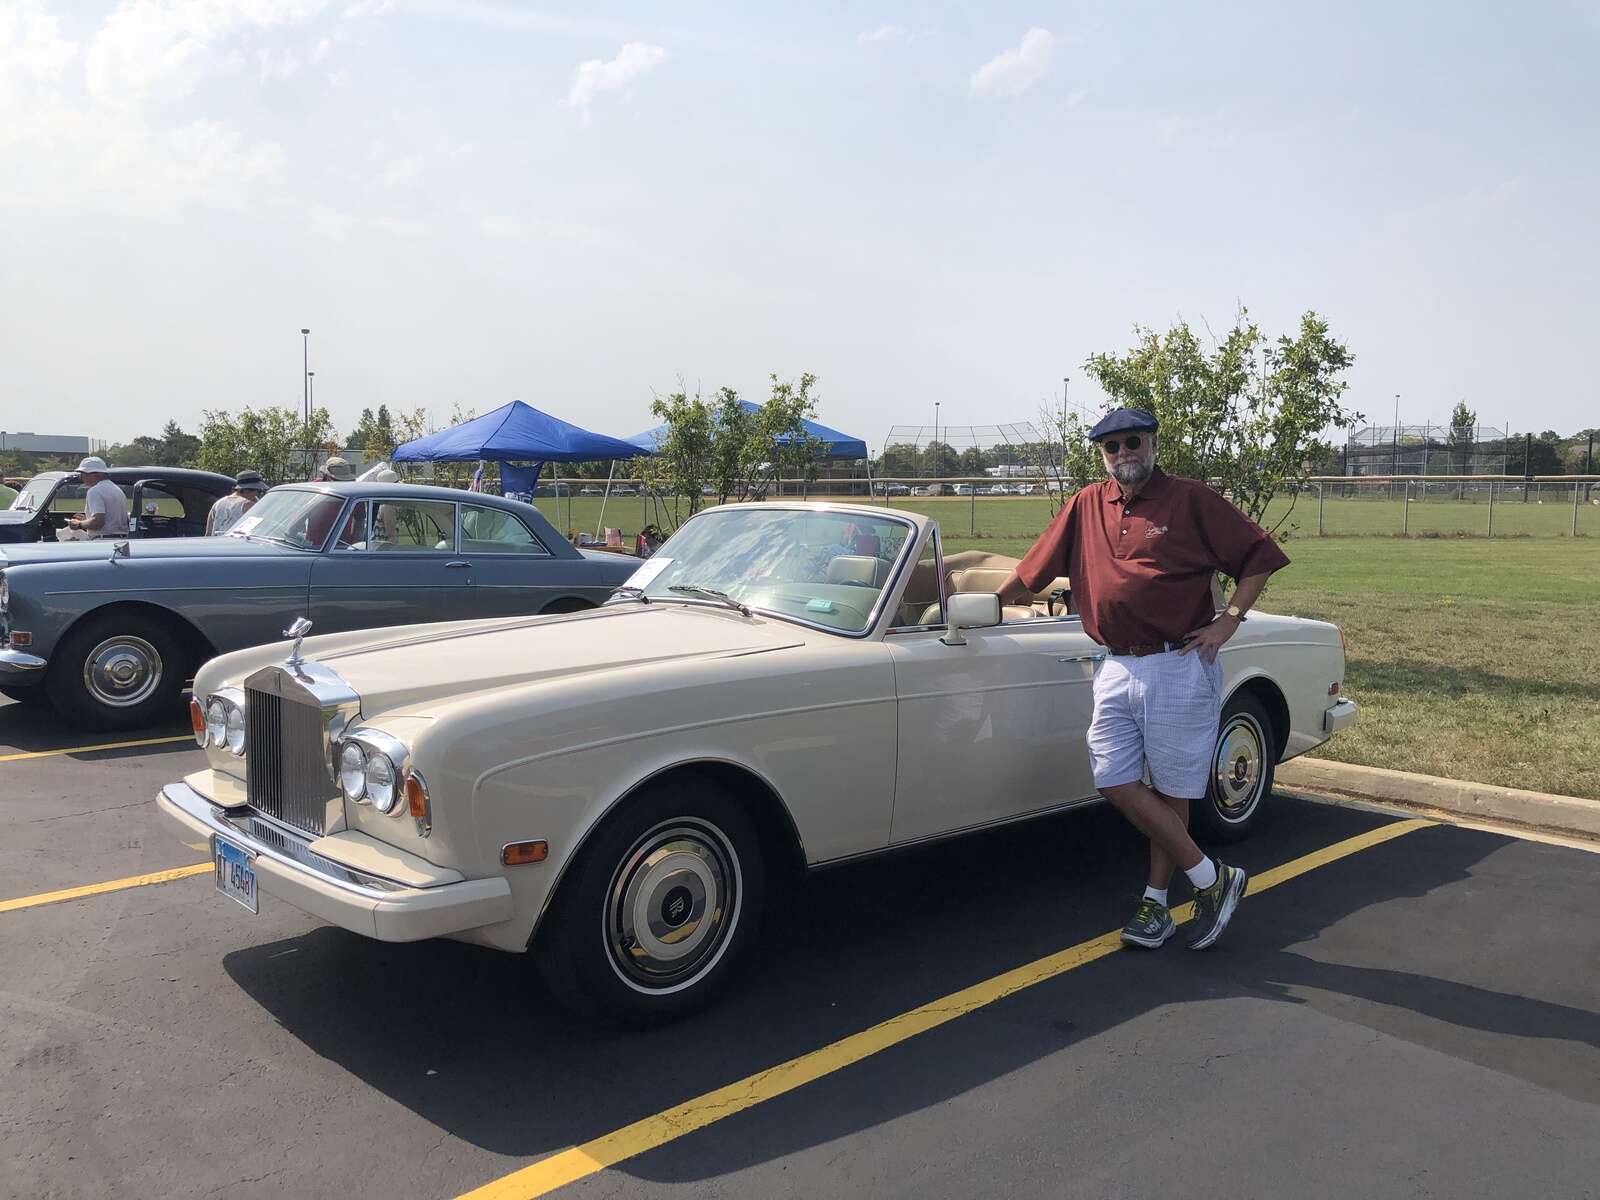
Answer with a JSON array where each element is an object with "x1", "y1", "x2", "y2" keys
[
  {"x1": 1211, "y1": 711, "x2": 1267, "y2": 824},
  {"x1": 603, "y1": 819, "x2": 742, "y2": 995},
  {"x1": 82, "y1": 635, "x2": 163, "y2": 708}
]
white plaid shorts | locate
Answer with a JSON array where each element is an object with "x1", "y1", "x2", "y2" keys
[{"x1": 1087, "y1": 648, "x2": 1223, "y2": 800}]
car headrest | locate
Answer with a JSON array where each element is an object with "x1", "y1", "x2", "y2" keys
[{"x1": 825, "y1": 555, "x2": 878, "y2": 586}]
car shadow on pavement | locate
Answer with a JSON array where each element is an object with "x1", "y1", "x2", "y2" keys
[
  {"x1": 0, "y1": 695, "x2": 191, "y2": 756},
  {"x1": 221, "y1": 797, "x2": 1571, "y2": 1179}
]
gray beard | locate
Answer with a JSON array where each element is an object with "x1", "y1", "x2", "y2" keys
[{"x1": 1111, "y1": 458, "x2": 1153, "y2": 488}]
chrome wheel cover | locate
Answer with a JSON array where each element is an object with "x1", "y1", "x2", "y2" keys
[
  {"x1": 1211, "y1": 712, "x2": 1267, "y2": 823},
  {"x1": 603, "y1": 818, "x2": 742, "y2": 995},
  {"x1": 82, "y1": 635, "x2": 162, "y2": 708}
]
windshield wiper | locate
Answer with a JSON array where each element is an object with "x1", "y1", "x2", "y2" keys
[
  {"x1": 668, "y1": 585, "x2": 751, "y2": 617},
  {"x1": 608, "y1": 585, "x2": 652, "y2": 604}
]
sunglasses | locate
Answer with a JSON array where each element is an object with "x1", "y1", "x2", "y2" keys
[{"x1": 1099, "y1": 435, "x2": 1143, "y2": 454}]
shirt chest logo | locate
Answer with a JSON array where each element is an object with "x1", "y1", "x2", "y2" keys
[{"x1": 1144, "y1": 525, "x2": 1170, "y2": 539}]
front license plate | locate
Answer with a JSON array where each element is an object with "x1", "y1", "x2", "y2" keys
[{"x1": 213, "y1": 834, "x2": 258, "y2": 914}]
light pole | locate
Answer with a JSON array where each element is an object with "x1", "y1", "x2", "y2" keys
[
  {"x1": 933, "y1": 401, "x2": 940, "y2": 479},
  {"x1": 301, "y1": 329, "x2": 311, "y2": 427},
  {"x1": 308, "y1": 371, "x2": 315, "y2": 425}
]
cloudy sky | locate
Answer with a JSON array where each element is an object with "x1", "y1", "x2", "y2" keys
[{"x1": 3, "y1": 0, "x2": 1596, "y2": 452}]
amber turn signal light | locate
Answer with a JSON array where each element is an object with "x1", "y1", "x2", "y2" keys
[
  {"x1": 502, "y1": 840, "x2": 548, "y2": 866},
  {"x1": 404, "y1": 772, "x2": 431, "y2": 836},
  {"x1": 189, "y1": 697, "x2": 206, "y2": 746}
]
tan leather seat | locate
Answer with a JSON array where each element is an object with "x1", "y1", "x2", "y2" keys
[
  {"x1": 914, "y1": 550, "x2": 1076, "y2": 626},
  {"x1": 825, "y1": 555, "x2": 879, "y2": 586}
]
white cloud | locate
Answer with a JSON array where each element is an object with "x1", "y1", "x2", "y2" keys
[
  {"x1": 85, "y1": 0, "x2": 333, "y2": 100},
  {"x1": 561, "y1": 41, "x2": 668, "y2": 119},
  {"x1": 0, "y1": 1, "x2": 80, "y2": 95},
  {"x1": 381, "y1": 155, "x2": 423, "y2": 186},
  {"x1": 1155, "y1": 113, "x2": 1188, "y2": 145},
  {"x1": 858, "y1": 25, "x2": 907, "y2": 44},
  {"x1": 969, "y1": 27, "x2": 1055, "y2": 99}
]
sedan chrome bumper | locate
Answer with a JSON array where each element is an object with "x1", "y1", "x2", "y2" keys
[
  {"x1": 1324, "y1": 698, "x2": 1359, "y2": 734},
  {"x1": 0, "y1": 648, "x2": 47, "y2": 679},
  {"x1": 157, "y1": 780, "x2": 513, "y2": 942}
]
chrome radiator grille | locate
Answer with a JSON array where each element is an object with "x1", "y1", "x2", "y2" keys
[{"x1": 246, "y1": 686, "x2": 334, "y2": 834}]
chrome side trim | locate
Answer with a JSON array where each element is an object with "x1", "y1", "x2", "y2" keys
[{"x1": 162, "y1": 781, "x2": 406, "y2": 896}]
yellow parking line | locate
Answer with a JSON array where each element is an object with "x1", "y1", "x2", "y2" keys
[
  {"x1": 455, "y1": 817, "x2": 1434, "y2": 1200},
  {"x1": 0, "y1": 734, "x2": 193, "y2": 763},
  {"x1": 0, "y1": 862, "x2": 212, "y2": 914}
]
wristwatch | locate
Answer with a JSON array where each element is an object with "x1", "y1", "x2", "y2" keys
[{"x1": 1224, "y1": 603, "x2": 1245, "y2": 621}]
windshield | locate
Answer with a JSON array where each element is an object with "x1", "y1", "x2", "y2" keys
[
  {"x1": 625, "y1": 507, "x2": 914, "y2": 633},
  {"x1": 11, "y1": 476, "x2": 57, "y2": 513},
  {"x1": 229, "y1": 488, "x2": 344, "y2": 549}
]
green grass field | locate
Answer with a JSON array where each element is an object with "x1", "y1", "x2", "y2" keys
[{"x1": 536, "y1": 492, "x2": 1597, "y2": 798}]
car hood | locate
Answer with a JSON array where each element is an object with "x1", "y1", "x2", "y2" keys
[
  {"x1": 279, "y1": 602, "x2": 809, "y2": 716},
  {"x1": 0, "y1": 536, "x2": 297, "y2": 568}
]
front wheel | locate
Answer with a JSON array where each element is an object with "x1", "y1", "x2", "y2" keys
[
  {"x1": 536, "y1": 778, "x2": 766, "y2": 1026},
  {"x1": 45, "y1": 612, "x2": 187, "y2": 731},
  {"x1": 1193, "y1": 691, "x2": 1277, "y2": 843}
]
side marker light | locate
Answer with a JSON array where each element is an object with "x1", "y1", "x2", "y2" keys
[{"x1": 502, "y1": 840, "x2": 549, "y2": 867}]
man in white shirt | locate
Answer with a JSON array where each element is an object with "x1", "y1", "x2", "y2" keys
[
  {"x1": 206, "y1": 470, "x2": 269, "y2": 534},
  {"x1": 67, "y1": 457, "x2": 130, "y2": 539}
]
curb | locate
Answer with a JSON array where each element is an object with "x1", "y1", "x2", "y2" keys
[{"x1": 1277, "y1": 757, "x2": 1600, "y2": 843}]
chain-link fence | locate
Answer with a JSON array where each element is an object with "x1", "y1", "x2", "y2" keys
[{"x1": 1296, "y1": 476, "x2": 1600, "y2": 538}]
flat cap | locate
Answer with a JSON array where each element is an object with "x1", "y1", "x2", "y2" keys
[{"x1": 1088, "y1": 407, "x2": 1159, "y2": 441}]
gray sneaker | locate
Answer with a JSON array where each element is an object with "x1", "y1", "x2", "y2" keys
[
  {"x1": 1121, "y1": 897, "x2": 1176, "y2": 949},
  {"x1": 1186, "y1": 861, "x2": 1248, "y2": 950}
]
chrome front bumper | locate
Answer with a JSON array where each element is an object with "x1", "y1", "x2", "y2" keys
[
  {"x1": 1324, "y1": 698, "x2": 1359, "y2": 734},
  {"x1": 157, "y1": 781, "x2": 513, "y2": 942},
  {"x1": 0, "y1": 648, "x2": 47, "y2": 679}
]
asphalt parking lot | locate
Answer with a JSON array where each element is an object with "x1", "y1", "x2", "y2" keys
[{"x1": 3, "y1": 697, "x2": 1598, "y2": 1200}]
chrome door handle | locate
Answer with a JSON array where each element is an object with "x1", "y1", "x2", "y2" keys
[
  {"x1": 1058, "y1": 653, "x2": 1106, "y2": 663},
  {"x1": 445, "y1": 560, "x2": 471, "y2": 569}
]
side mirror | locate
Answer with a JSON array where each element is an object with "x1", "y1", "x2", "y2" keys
[{"x1": 941, "y1": 591, "x2": 1002, "y2": 646}]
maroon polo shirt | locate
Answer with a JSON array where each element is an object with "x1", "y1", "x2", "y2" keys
[{"x1": 1016, "y1": 468, "x2": 1290, "y2": 649}]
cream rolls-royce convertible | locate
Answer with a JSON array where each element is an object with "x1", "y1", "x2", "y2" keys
[{"x1": 159, "y1": 502, "x2": 1358, "y2": 1023}]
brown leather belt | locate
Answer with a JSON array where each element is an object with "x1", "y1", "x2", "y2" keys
[{"x1": 1105, "y1": 640, "x2": 1187, "y2": 657}]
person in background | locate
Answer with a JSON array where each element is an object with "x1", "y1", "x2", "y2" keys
[
  {"x1": 313, "y1": 456, "x2": 355, "y2": 482},
  {"x1": 635, "y1": 524, "x2": 664, "y2": 557},
  {"x1": 0, "y1": 480, "x2": 17, "y2": 509},
  {"x1": 206, "y1": 470, "x2": 268, "y2": 535},
  {"x1": 66, "y1": 457, "x2": 129, "y2": 539}
]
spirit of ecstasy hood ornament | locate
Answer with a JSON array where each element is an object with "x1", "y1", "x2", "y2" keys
[{"x1": 284, "y1": 616, "x2": 313, "y2": 669}]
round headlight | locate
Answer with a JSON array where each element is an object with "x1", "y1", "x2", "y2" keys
[
  {"x1": 224, "y1": 702, "x2": 246, "y2": 755},
  {"x1": 338, "y1": 741, "x2": 367, "y2": 800},
  {"x1": 365, "y1": 753, "x2": 397, "y2": 814},
  {"x1": 205, "y1": 699, "x2": 227, "y2": 748}
]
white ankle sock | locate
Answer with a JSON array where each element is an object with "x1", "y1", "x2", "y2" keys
[
  {"x1": 1142, "y1": 886, "x2": 1168, "y2": 906},
  {"x1": 1185, "y1": 857, "x2": 1218, "y2": 891}
]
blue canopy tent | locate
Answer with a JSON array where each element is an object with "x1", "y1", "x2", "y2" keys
[
  {"x1": 393, "y1": 400, "x2": 650, "y2": 471},
  {"x1": 625, "y1": 401, "x2": 869, "y2": 461},
  {"x1": 393, "y1": 400, "x2": 653, "y2": 540}
]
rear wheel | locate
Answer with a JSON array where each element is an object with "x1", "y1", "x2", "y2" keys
[
  {"x1": 45, "y1": 612, "x2": 188, "y2": 731},
  {"x1": 536, "y1": 777, "x2": 766, "y2": 1026},
  {"x1": 1193, "y1": 691, "x2": 1277, "y2": 843}
]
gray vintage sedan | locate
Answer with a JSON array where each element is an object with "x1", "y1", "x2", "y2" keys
[{"x1": 0, "y1": 482, "x2": 638, "y2": 729}]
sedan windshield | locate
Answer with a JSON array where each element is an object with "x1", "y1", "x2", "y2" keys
[
  {"x1": 11, "y1": 477, "x2": 57, "y2": 512},
  {"x1": 229, "y1": 488, "x2": 344, "y2": 549},
  {"x1": 628, "y1": 508, "x2": 913, "y2": 633}
]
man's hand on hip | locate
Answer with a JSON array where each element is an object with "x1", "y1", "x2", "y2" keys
[{"x1": 1177, "y1": 614, "x2": 1239, "y2": 664}]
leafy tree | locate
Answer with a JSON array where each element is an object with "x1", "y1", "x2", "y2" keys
[
  {"x1": 878, "y1": 443, "x2": 920, "y2": 478},
  {"x1": 1078, "y1": 309, "x2": 1359, "y2": 531},
  {"x1": 639, "y1": 373, "x2": 826, "y2": 531},
  {"x1": 196, "y1": 405, "x2": 336, "y2": 482},
  {"x1": 103, "y1": 420, "x2": 202, "y2": 468},
  {"x1": 1505, "y1": 436, "x2": 1564, "y2": 477},
  {"x1": 921, "y1": 441, "x2": 960, "y2": 477}
]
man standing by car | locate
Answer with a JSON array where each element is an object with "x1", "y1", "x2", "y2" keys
[
  {"x1": 996, "y1": 408, "x2": 1289, "y2": 951},
  {"x1": 66, "y1": 457, "x2": 129, "y2": 540},
  {"x1": 206, "y1": 470, "x2": 269, "y2": 535}
]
